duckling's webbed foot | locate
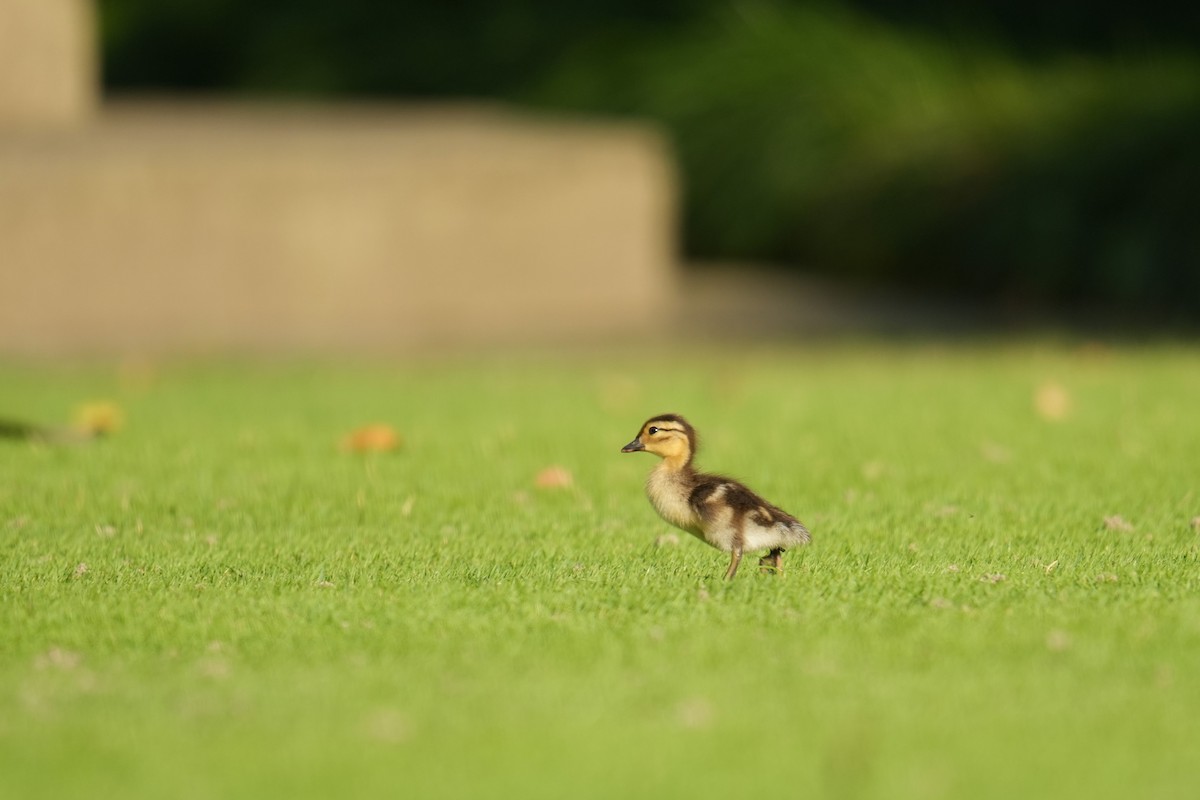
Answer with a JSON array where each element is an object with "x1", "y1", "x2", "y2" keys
[
  {"x1": 758, "y1": 548, "x2": 784, "y2": 574},
  {"x1": 724, "y1": 548, "x2": 743, "y2": 580}
]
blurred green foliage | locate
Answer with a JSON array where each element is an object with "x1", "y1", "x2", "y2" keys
[
  {"x1": 531, "y1": 6, "x2": 1200, "y2": 308},
  {"x1": 99, "y1": 1, "x2": 1200, "y2": 311}
]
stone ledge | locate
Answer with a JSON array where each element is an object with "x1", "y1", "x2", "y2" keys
[
  {"x1": 0, "y1": 0, "x2": 95, "y2": 129},
  {"x1": 0, "y1": 102, "x2": 677, "y2": 354}
]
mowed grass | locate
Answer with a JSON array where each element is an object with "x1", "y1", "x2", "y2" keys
[{"x1": 2, "y1": 343, "x2": 1199, "y2": 799}]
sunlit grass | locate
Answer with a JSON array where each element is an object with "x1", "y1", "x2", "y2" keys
[{"x1": 2, "y1": 343, "x2": 1199, "y2": 799}]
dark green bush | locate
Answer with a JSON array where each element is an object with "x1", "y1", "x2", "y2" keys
[{"x1": 526, "y1": 5, "x2": 1200, "y2": 308}]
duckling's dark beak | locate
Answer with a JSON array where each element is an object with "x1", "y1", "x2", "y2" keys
[{"x1": 620, "y1": 438, "x2": 645, "y2": 453}]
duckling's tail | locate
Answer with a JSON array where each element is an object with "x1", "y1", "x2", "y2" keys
[{"x1": 786, "y1": 519, "x2": 812, "y2": 546}]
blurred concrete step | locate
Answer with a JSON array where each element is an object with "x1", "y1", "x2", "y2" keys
[
  {"x1": 0, "y1": 0, "x2": 95, "y2": 130},
  {"x1": 0, "y1": 102, "x2": 676, "y2": 354}
]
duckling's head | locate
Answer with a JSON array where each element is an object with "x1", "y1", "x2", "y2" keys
[{"x1": 621, "y1": 413, "x2": 696, "y2": 465}]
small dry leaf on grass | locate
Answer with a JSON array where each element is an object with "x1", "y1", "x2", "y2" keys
[
  {"x1": 1103, "y1": 515, "x2": 1134, "y2": 532},
  {"x1": 34, "y1": 647, "x2": 82, "y2": 671},
  {"x1": 1095, "y1": 573, "x2": 1119, "y2": 583},
  {"x1": 860, "y1": 460, "x2": 886, "y2": 481},
  {"x1": 534, "y1": 466, "x2": 573, "y2": 489},
  {"x1": 340, "y1": 424, "x2": 402, "y2": 453},
  {"x1": 980, "y1": 573, "x2": 1007, "y2": 584},
  {"x1": 675, "y1": 697, "x2": 714, "y2": 730},
  {"x1": 73, "y1": 401, "x2": 124, "y2": 436},
  {"x1": 1034, "y1": 381, "x2": 1072, "y2": 421},
  {"x1": 980, "y1": 442, "x2": 1012, "y2": 463},
  {"x1": 72, "y1": 562, "x2": 89, "y2": 578},
  {"x1": 362, "y1": 708, "x2": 411, "y2": 744},
  {"x1": 1046, "y1": 630, "x2": 1072, "y2": 652},
  {"x1": 655, "y1": 532, "x2": 680, "y2": 548},
  {"x1": 1190, "y1": 516, "x2": 1200, "y2": 533},
  {"x1": 198, "y1": 658, "x2": 232, "y2": 680}
]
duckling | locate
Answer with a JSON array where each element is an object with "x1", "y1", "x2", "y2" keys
[{"x1": 621, "y1": 413, "x2": 810, "y2": 579}]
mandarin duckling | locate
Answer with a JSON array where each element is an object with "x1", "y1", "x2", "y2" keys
[{"x1": 621, "y1": 414, "x2": 810, "y2": 579}]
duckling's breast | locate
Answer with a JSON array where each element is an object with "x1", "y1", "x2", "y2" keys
[{"x1": 645, "y1": 467, "x2": 704, "y2": 539}]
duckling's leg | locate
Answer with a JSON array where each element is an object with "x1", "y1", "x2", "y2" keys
[
  {"x1": 724, "y1": 547, "x2": 743, "y2": 580},
  {"x1": 758, "y1": 548, "x2": 784, "y2": 573}
]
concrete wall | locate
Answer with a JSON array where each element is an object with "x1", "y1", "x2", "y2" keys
[
  {"x1": 0, "y1": 103, "x2": 677, "y2": 354},
  {"x1": 0, "y1": 0, "x2": 96, "y2": 129},
  {"x1": 0, "y1": 1, "x2": 677, "y2": 354}
]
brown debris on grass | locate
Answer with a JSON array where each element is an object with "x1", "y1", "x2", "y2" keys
[
  {"x1": 34, "y1": 647, "x2": 83, "y2": 671},
  {"x1": 1034, "y1": 381, "x2": 1072, "y2": 421},
  {"x1": 675, "y1": 697, "x2": 714, "y2": 730},
  {"x1": 534, "y1": 466, "x2": 573, "y2": 489},
  {"x1": 980, "y1": 441, "x2": 1013, "y2": 463},
  {"x1": 73, "y1": 402, "x2": 124, "y2": 436},
  {"x1": 1046, "y1": 630, "x2": 1071, "y2": 652},
  {"x1": 340, "y1": 424, "x2": 402, "y2": 453}
]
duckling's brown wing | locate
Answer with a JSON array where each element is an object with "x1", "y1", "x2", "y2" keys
[
  {"x1": 689, "y1": 474, "x2": 811, "y2": 547},
  {"x1": 687, "y1": 474, "x2": 789, "y2": 523},
  {"x1": 687, "y1": 475, "x2": 730, "y2": 519}
]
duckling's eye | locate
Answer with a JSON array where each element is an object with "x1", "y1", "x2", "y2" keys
[{"x1": 647, "y1": 426, "x2": 659, "y2": 435}]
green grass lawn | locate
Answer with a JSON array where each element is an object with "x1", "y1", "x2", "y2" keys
[{"x1": 3, "y1": 343, "x2": 1199, "y2": 799}]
